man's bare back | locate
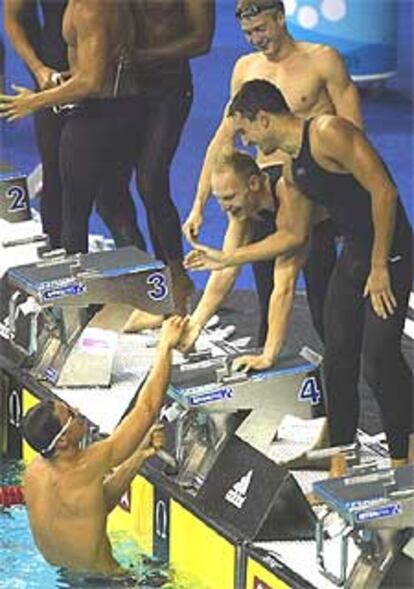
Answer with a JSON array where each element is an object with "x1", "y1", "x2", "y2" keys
[
  {"x1": 24, "y1": 440, "x2": 121, "y2": 575},
  {"x1": 21, "y1": 316, "x2": 187, "y2": 577}
]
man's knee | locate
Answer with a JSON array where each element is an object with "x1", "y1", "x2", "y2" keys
[
  {"x1": 362, "y1": 338, "x2": 396, "y2": 390},
  {"x1": 136, "y1": 162, "x2": 170, "y2": 199}
]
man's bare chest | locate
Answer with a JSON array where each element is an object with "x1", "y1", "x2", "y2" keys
[{"x1": 243, "y1": 58, "x2": 325, "y2": 116}]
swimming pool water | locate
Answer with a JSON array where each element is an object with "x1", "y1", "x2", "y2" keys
[{"x1": 0, "y1": 461, "x2": 202, "y2": 589}]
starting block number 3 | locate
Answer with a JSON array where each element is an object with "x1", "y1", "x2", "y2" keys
[
  {"x1": 298, "y1": 376, "x2": 321, "y2": 406},
  {"x1": 147, "y1": 272, "x2": 168, "y2": 301}
]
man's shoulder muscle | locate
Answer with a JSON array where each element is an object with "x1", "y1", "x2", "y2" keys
[
  {"x1": 24, "y1": 456, "x2": 42, "y2": 483},
  {"x1": 233, "y1": 52, "x2": 261, "y2": 78},
  {"x1": 72, "y1": 0, "x2": 111, "y2": 27}
]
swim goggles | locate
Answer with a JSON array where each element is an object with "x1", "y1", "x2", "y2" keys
[
  {"x1": 235, "y1": 1, "x2": 283, "y2": 20},
  {"x1": 40, "y1": 416, "x2": 73, "y2": 458}
]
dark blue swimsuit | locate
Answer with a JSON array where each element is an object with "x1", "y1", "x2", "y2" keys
[
  {"x1": 250, "y1": 164, "x2": 338, "y2": 345},
  {"x1": 292, "y1": 119, "x2": 412, "y2": 257},
  {"x1": 290, "y1": 119, "x2": 413, "y2": 459}
]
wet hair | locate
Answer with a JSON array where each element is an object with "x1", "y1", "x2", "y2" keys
[
  {"x1": 228, "y1": 79, "x2": 290, "y2": 121},
  {"x1": 235, "y1": 0, "x2": 285, "y2": 20},
  {"x1": 213, "y1": 147, "x2": 263, "y2": 184},
  {"x1": 22, "y1": 401, "x2": 62, "y2": 456}
]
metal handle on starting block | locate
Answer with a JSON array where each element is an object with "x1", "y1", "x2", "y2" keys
[
  {"x1": 316, "y1": 509, "x2": 353, "y2": 586},
  {"x1": 156, "y1": 409, "x2": 182, "y2": 474},
  {"x1": 307, "y1": 442, "x2": 360, "y2": 470},
  {"x1": 156, "y1": 448, "x2": 179, "y2": 472},
  {"x1": 307, "y1": 442, "x2": 359, "y2": 460}
]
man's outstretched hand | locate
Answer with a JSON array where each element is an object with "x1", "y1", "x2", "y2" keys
[
  {"x1": 184, "y1": 240, "x2": 229, "y2": 272},
  {"x1": 0, "y1": 85, "x2": 36, "y2": 121},
  {"x1": 159, "y1": 315, "x2": 189, "y2": 348},
  {"x1": 182, "y1": 208, "x2": 203, "y2": 243}
]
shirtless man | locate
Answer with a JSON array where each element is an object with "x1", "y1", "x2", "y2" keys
[
  {"x1": 179, "y1": 147, "x2": 309, "y2": 373},
  {"x1": 0, "y1": 0, "x2": 141, "y2": 255},
  {"x1": 100, "y1": 0, "x2": 216, "y2": 316},
  {"x1": 183, "y1": 0, "x2": 362, "y2": 343},
  {"x1": 22, "y1": 315, "x2": 187, "y2": 577},
  {"x1": 4, "y1": 0, "x2": 70, "y2": 248},
  {"x1": 187, "y1": 80, "x2": 413, "y2": 469},
  {"x1": 4, "y1": 0, "x2": 146, "y2": 252}
]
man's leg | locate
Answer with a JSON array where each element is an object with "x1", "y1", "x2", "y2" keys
[
  {"x1": 34, "y1": 108, "x2": 66, "y2": 248},
  {"x1": 95, "y1": 160, "x2": 147, "y2": 251},
  {"x1": 362, "y1": 254, "x2": 413, "y2": 461},
  {"x1": 95, "y1": 97, "x2": 147, "y2": 251},
  {"x1": 135, "y1": 84, "x2": 194, "y2": 313},
  {"x1": 60, "y1": 98, "x2": 138, "y2": 254},
  {"x1": 323, "y1": 250, "x2": 365, "y2": 448},
  {"x1": 252, "y1": 258, "x2": 275, "y2": 346},
  {"x1": 303, "y1": 218, "x2": 338, "y2": 343}
]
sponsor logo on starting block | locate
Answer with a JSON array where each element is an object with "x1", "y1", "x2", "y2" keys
[
  {"x1": 0, "y1": 174, "x2": 31, "y2": 223},
  {"x1": 40, "y1": 282, "x2": 86, "y2": 302},
  {"x1": 189, "y1": 387, "x2": 233, "y2": 406},
  {"x1": 225, "y1": 469, "x2": 254, "y2": 509},
  {"x1": 355, "y1": 503, "x2": 402, "y2": 523}
]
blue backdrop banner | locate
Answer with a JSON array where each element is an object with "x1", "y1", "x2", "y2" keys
[{"x1": 285, "y1": 0, "x2": 397, "y2": 80}]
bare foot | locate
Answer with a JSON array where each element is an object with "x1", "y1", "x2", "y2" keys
[
  {"x1": 391, "y1": 458, "x2": 408, "y2": 469},
  {"x1": 169, "y1": 262, "x2": 195, "y2": 316},
  {"x1": 123, "y1": 309, "x2": 164, "y2": 333},
  {"x1": 330, "y1": 453, "x2": 347, "y2": 478},
  {"x1": 306, "y1": 491, "x2": 324, "y2": 506}
]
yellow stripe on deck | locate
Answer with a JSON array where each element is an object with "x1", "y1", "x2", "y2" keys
[
  {"x1": 108, "y1": 475, "x2": 154, "y2": 555},
  {"x1": 22, "y1": 389, "x2": 39, "y2": 464},
  {"x1": 170, "y1": 499, "x2": 236, "y2": 589}
]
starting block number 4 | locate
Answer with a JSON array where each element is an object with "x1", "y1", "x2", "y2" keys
[{"x1": 298, "y1": 376, "x2": 321, "y2": 406}]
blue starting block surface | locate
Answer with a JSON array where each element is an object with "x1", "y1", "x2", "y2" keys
[
  {"x1": 7, "y1": 246, "x2": 173, "y2": 313},
  {"x1": 168, "y1": 353, "x2": 325, "y2": 421},
  {"x1": 313, "y1": 464, "x2": 414, "y2": 527}
]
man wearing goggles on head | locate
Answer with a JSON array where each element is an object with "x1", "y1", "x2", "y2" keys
[
  {"x1": 21, "y1": 316, "x2": 187, "y2": 578},
  {"x1": 183, "y1": 0, "x2": 362, "y2": 348}
]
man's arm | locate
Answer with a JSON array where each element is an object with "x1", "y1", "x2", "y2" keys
[
  {"x1": 319, "y1": 117, "x2": 398, "y2": 317},
  {"x1": 233, "y1": 250, "x2": 306, "y2": 372},
  {"x1": 4, "y1": 0, "x2": 56, "y2": 89},
  {"x1": 185, "y1": 177, "x2": 313, "y2": 270},
  {"x1": 83, "y1": 316, "x2": 187, "y2": 475},
  {"x1": 183, "y1": 115, "x2": 235, "y2": 240},
  {"x1": 0, "y1": 0, "x2": 111, "y2": 120},
  {"x1": 134, "y1": 0, "x2": 215, "y2": 61},
  {"x1": 103, "y1": 425, "x2": 165, "y2": 514},
  {"x1": 180, "y1": 216, "x2": 248, "y2": 351},
  {"x1": 317, "y1": 46, "x2": 363, "y2": 129},
  {"x1": 232, "y1": 180, "x2": 309, "y2": 372},
  {"x1": 183, "y1": 57, "x2": 247, "y2": 240}
]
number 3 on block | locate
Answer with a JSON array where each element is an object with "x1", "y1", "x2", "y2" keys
[{"x1": 147, "y1": 272, "x2": 168, "y2": 301}]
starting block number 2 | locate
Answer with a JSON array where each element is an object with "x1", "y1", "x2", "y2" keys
[
  {"x1": 298, "y1": 376, "x2": 321, "y2": 406},
  {"x1": 6, "y1": 185, "x2": 28, "y2": 213}
]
